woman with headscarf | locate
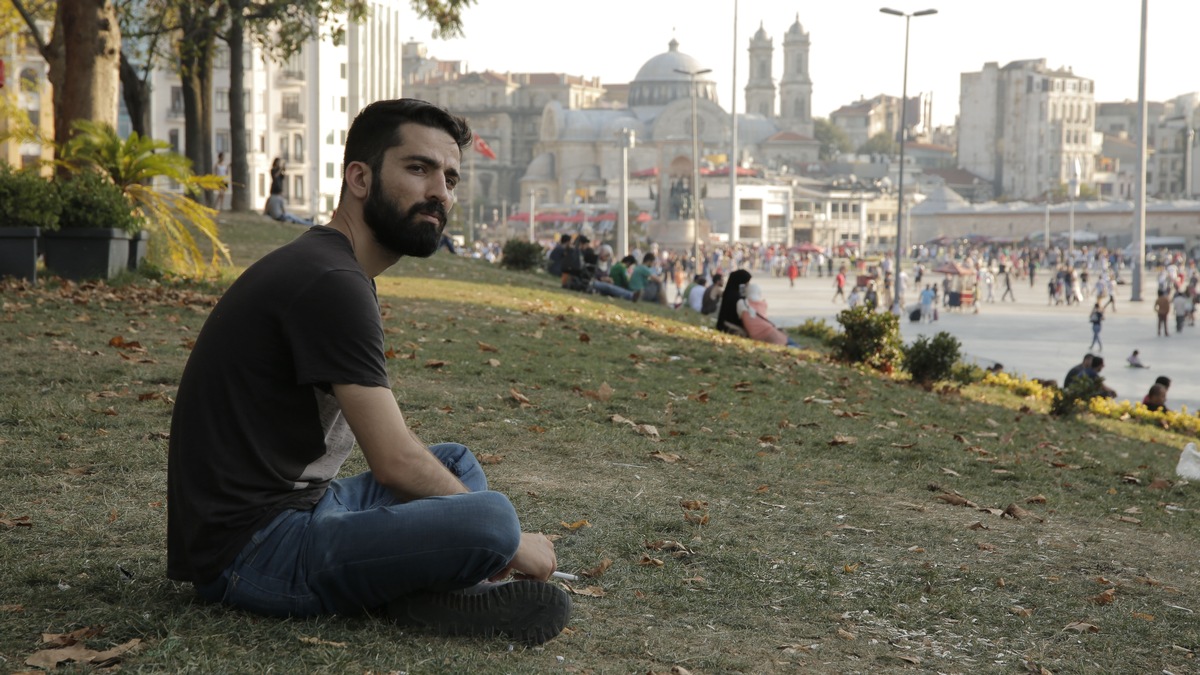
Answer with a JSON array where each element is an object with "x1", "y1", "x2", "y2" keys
[{"x1": 716, "y1": 269, "x2": 752, "y2": 337}]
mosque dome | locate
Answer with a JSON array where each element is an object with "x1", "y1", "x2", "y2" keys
[
  {"x1": 786, "y1": 14, "x2": 807, "y2": 39},
  {"x1": 629, "y1": 39, "x2": 718, "y2": 107}
]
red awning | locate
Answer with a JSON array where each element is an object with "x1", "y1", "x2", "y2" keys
[
  {"x1": 630, "y1": 167, "x2": 659, "y2": 178},
  {"x1": 790, "y1": 242, "x2": 824, "y2": 254},
  {"x1": 705, "y1": 166, "x2": 759, "y2": 177},
  {"x1": 507, "y1": 212, "x2": 532, "y2": 222},
  {"x1": 636, "y1": 211, "x2": 652, "y2": 222}
]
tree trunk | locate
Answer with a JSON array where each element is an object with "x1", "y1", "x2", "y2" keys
[
  {"x1": 53, "y1": 0, "x2": 121, "y2": 148},
  {"x1": 118, "y1": 52, "x2": 151, "y2": 138},
  {"x1": 226, "y1": 2, "x2": 250, "y2": 211},
  {"x1": 177, "y1": 3, "x2": 221, "y2": 178}
]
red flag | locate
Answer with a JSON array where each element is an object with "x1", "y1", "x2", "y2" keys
[{"x1": 473, "y1": 134, "x2": 497, "y2": 160}]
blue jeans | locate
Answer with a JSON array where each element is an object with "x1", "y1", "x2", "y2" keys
[
  {"x1": 592, "y1": 280, "x2": 634, "y2": 301},
  {"x1": 194, "y1": 443, "x2": 520, "y2": 616}
]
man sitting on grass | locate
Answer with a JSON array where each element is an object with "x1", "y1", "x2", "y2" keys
[{"x1": 168, "y1": 98, "x2": 570, "y2": 646}]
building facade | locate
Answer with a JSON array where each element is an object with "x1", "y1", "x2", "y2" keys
[
  {"x1": 958, "y1": 59, "x2": 1098, "y2": 201},
  {"x1": 0, "y1": 23, "x2": 54, "y2": 172}
]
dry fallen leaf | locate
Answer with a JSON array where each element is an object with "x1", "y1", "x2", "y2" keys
[
  {"x1": 562, "y1": 582, "x2": 605, "y2": 597},
  {"x1": 829, "y1": 434, "x2": 857, "y2": 446},
  {"x1": 683, "y1": 511, "x2": 709, "y2": 525},
  {"x1": 1003, "y1": 503, "x2": 1044, "y2": 522},
  {"x1": 477, "y1": 453, "x2": 504, "y2": 464},
  {"x1": 486, "y1": 358, "x2": 501, "y2": 367},
  {"x1": 423, "y1": 359, "x2": 447, "y2": 369},
  {"x1": 582, "y1": 558, "x2": 612, "y2": 578},
  {"x1": 936, "y1": 493, "x2": 978, "y2": 508},
  {"x1": 299, "y1": 636, "x2": 347, "y2": 648},
  {"x1": 477, "y1": 341, "x2": 499, "y2": 353},
  {"x1": 843, "y1": 562, "x2": 860, "y2": 574},
  {"x1": 1025, "y1": 494, "x2": 1048, "y2": 504},
  {"x1": 1009, "y1": 605, "x2": 1034, "y2": 617},
  {"x1": 1063, "y1": 621, "x2": 1100, "y2": 633},
  {"x1": 940, "y1": 467, "x2": 961, "y2": 477},
  {"x1": 680, "y1": 500, "x2": 708, "y2": 510},
  {"x1": 638, "y1": 554, "x2": 664, "y2": 567},
  {"x1": 510, "y1": 388, "x2": 532, "y2": 408},
  {"x1": 25, "y1": 638, "x2": 140, "y2": 670},
  {"x1": 650, "y1": 450, "x2": 681, "y2": 463},
  {"x1": 560, "y1": 519, "x2": 591, "y2": 531},
  {"x1": 634, "y1": 424, "x2": 660, "y2": 440},
  {"x1": 836, "y1": 628, "x2": 857, "y2": 640},
  {"x1": 1090, "y1": 588, "x2": 1117, "y2": 605}
]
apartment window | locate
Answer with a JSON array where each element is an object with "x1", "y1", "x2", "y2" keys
[
  {"x1": 340, "y1": 63, "x2": 347, "y2": 79},
  {"x1": 216, "y1": 131, "x2": 230, "y2": 154},
  {"x1": 243, "y1": 89, "x2": 251, "y2": 112},
  {"x1": 168, "y1": 129, "x2": 180, "y2": 153},
  {"x1": 278, "y1": 134, "x2": 288, "y2": 159},
  {"x1": 326, "y1": 130, "x2": 335, "y2": 145},
  {"x1": 258, "y1": 173, "x2": 265, "y2": 197},
  {"x1": 326, "y1": 162, "x2": 335, "y2": 178},
  {"x1": 281, "y1": 93, "x2": 302, "y2": 121},
  {"x1": 215, "y1": 89, "x2": 229, "y2": 112},
  {"x1": 294, "y1": 176, "x2": 304, "y2": 201},
  {"x1": 293, "y1": 133, "x2": 304, "y2": 162},
  {"x1": 339, "y1": 130, "x2": 347, "y2": 145},
  {"x1": 340, "y1": 96, "x2": 347, "y2": 112},
  {"x1": 259, "y1": 134, "x2": 266, "y2": 153},
  {"x1": 326, "y1": 195, "x2": 335, "y2": 211},
  {"x1": 214, "y1": 47, "x2": 230, "y2": 69},
  {"x1": 170, "y1": 87, "x2": 184, "y2": 114}
]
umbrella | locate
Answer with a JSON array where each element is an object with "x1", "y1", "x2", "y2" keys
[
  {"x1": 635, "y1": 211, "x2": 652, "y2": 222},
  {"x1": 933, "y1": 261, "x2": 973, "y2": 275}
]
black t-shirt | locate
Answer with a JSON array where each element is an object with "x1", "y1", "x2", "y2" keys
[{"x1": 167, "y1": 227, "x2": 390, "y2": 583}]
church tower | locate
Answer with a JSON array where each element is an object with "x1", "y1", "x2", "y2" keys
[
  {"x1": 743, "y1": 23, "x2": 775, "y2": 118},
  {"x1": 779, "y1": 14, "x2": 814, "y2": 136}
]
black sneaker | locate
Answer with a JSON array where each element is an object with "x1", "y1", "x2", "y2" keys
[{"x1": 388, "y1": 580, "x2": 571, "y2": 646}]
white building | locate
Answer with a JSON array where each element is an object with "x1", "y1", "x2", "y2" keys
[
  {"x1": 958, "y1": 59, "x2": 1098, "y2": 201},
  {"x1": 146, "y1": 0, "x2": 405, "y2": 220}
]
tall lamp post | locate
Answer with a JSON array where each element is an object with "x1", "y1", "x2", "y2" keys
[
  {"x1": 1067, "y1": 158, "x2": 1080, "y2": 258},
  {"x1": 675, "y1": 66, "x2": 713, "y2": 274},
  {"x1": 880, "y1": 6, "x2": 937, "y2": 312},
  {"x1": 617, "y1": 128, "x2": 636, "y2": 257}
]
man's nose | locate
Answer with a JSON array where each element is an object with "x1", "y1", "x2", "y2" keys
[{"x1": 428, "y1": 176, "x2": 453, "y2": 207}]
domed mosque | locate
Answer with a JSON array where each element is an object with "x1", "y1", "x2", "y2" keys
[{"x1": 522, "y1": 18, "x2": 818, "y2": 249}]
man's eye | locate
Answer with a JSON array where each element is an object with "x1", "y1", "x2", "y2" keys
[{"x1": 446, "y1": 179, "x2": 458, "y2": 190}]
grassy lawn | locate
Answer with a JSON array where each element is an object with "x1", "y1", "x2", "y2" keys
[{"x1": 1, "y1": 213, "x2": 1198, "y2": 673}]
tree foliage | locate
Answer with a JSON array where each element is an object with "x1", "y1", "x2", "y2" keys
[
  {"x1": 857, "y1": 131, "x2": 898, "y2": 157},
  {"x1": 814, "y1": 118, "x2": 852, "y2": 161}
]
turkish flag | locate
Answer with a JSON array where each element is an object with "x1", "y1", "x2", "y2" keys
[{"x1": 473, "y1": 134, "x2": 497, "y2": 160}]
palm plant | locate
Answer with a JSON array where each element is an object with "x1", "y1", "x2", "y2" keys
[{"x1": 58, "y1": 120, "x2": 231, "y2": 276}]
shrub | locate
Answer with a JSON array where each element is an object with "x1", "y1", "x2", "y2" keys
[
  {"x1": 902, "y1": 332, "x2": 962, "y2": 386},
  {"x1": 794, "y1": 317, "x2": 837, "y2": 344},
  {"x1": 830, "y1": 306, "x2": 902, "y2": 371},
  {"x1": 1049, "y1": 375, "x2": 1106, "y2": 417},
  {"x1": 950, "y1": 362, "x2": 987, "y2": 386},
  {"x1": 0, "y1": 163, "x2": 60, "y2": 230},
  {"x1": 56, "y1": 170, "x2": 143, "y2": 234},
  {"x1": 499, "y1": 239, "x2": 545, "y2": 271}
]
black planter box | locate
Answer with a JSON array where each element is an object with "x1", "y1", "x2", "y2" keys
[
  {"x1": 0, "y1": 227, "x2": 40, "y2": 283},
  {"x1": 42, "y1": 228, "x2": 131, "y2": 280},
  {"x1": 128, "y1": 230, "x2": 150, "y2": 270}
]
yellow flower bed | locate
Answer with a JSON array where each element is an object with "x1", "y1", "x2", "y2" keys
[{"x1": 980, "y1": 371, "x2": 1199, "y2": 437}]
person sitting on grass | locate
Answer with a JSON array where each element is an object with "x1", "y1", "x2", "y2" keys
[
  {"x1": 264, "y1": 193, "x2": 315, "y2": 225},
  {"x1": 1142, "y1": 375, "x2": 1171, "y2": 412},
  {"x1": 168, "y1": 98, "x2": 570, "y2": 646},
  {"x1": 629, "y1": 252, "x2": 664, "y2": 303},
  {"x1": 736, "y1": 283, "x2": 797, "y2": 347},
  {"x1": 609, "y1": 254, "x2": 635, "y2": 292},
  {"x1": 716, "y1": 269, "x2": 752, "y2": 337}
]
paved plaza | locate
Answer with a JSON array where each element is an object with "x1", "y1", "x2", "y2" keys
[{"x1": 717, "y1": 265, "x2": 1200, "y2": 413}]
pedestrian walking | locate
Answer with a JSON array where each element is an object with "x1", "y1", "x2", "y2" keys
[
  {"x1": 1154, "y1": 290, "x2": 1171, "y2": 336},
  {"x1": 1000, "y1": 272, "x2": 1015, "y2": 301},
  {"x1": 832, "y1": 266, "x2": 846, "y2": 303},
  {"x1": 1088, "y1": 302, "x2": 1104, "y2": 351}
]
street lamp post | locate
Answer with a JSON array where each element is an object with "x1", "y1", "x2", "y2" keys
[
  {"x1": 880, "y1": 6, "x2": 937, "y2": 312},
  {"x1": 1068, "y1": 158, "x2": 1080, "y2": 259},
  {"x1": 675, "y1": 67, "x2": 712, "y2": 274},
  {"x1": 617, "y1": 128, "x2": 636, "y2": 258}
]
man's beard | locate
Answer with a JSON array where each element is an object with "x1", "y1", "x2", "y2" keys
[{"x1": 361, "y1": 174, "x2": 447, "y2": 258}]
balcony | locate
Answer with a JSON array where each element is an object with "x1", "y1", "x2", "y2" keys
[
  {"x1": 276, "y1": 113, "x2": 305, "y2": 127},
  {"x1": 276, "y1": 70, "x2": 305, "y2": 87}
]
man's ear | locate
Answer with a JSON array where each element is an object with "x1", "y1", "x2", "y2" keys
[{"x1": 344, "y1": 160, "x2": 371, "y2": 200}]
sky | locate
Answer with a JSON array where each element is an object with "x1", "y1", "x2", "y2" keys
[{"x1": 396, "y1": 0, "x2": 1200, "y2": 127}]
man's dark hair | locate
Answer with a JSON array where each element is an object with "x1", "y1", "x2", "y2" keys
[
  {"x1": 1091, "y1": 356, "x2": 1105, "y2": 369},
  {"x1": 576, "y1": 235, "x2": 590, "y2": 245},
  {"x1": 1156, "y1": 375, "x2": 1172, "y2": 388},
  {"x1": 340, "y1": 98, "x2": 472, "y2": 200},
  {"x1": 642, "y1": 252, "x2": 656, "y2": 264},
  {"x1": 620, "y1": 255, "x2": 636, "y2": 265},
  {"x1": 560, "y1": 234, "x2": 572, "y2": 244}
]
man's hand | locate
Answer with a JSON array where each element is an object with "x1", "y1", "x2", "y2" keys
[{"x1": 490, "y1": 532, "x2": 557, "y2": 582}]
